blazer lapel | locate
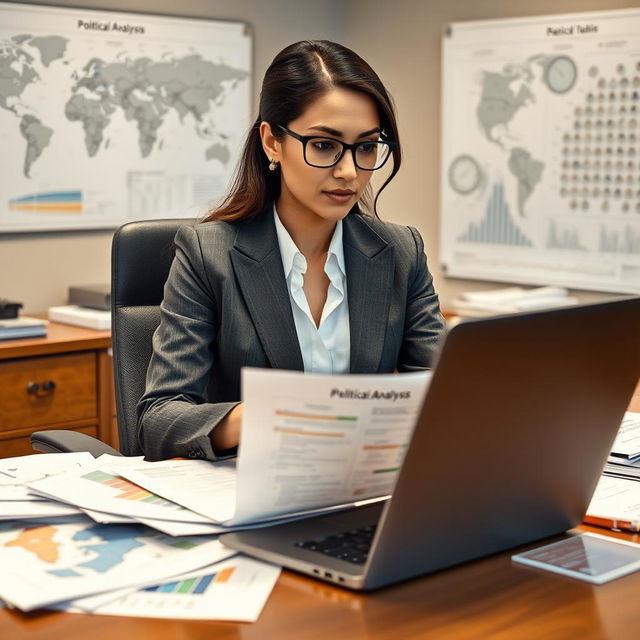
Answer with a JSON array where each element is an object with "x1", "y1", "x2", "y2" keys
[
  {"x1": 230, "y1": 206, "x2": 304, "y2": 371},
  {"x1": 344, "y1": 214, "x2": 394, "y2": 373}
]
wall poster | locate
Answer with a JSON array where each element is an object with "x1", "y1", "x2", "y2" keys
[
  {"x1": 441, "y1": 9, "x2": 640, "y2": 294},
  {"x1": 0, "y1": 2, "x2": 252, "y2": 232}
]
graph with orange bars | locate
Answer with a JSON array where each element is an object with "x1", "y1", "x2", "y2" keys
[
  {"x1": 9, "y1": 190, "x2": 82, "y2": 213},
  {"x1": 82, "y1": 470, "x2": 175, "y2": 506},
  {"x1": 274, "y1": 408, "x2": 357, "y2": 438},
  {"x1": 143, "y1": 566, "x2": 235, "y2": 594}
]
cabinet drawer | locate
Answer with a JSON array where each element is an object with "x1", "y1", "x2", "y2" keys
[
  {"x1": 0, "y1": 353, "x2": 97, "y2": 432},
  {"x1": 0, "y1": 426, "x2": 98, "y2": 458}
]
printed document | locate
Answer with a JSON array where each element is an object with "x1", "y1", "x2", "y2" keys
[
  {"x1": 610, "y1": 412, "x2": 640, "y2": 460},
  {"x1": 0, "y1": 515, "x2": 231, "y2": 611},
  {"x1": 121, "y1": 368, "x2": 432, "y2": 525},
  {"x1": 586, "y1": 475, "x2": 640, "y2": 525},
  {"x1": 27, "y1": 455, "x2": 219, "y2": 524},
  {"x1": 61, "y1": 556, "x2": 280, "y2": 621},
  {"x1": 0, "y1": 452, "x2": 93, "y2": 502},
  {"x1": 235, "y1": 368, "x2": 432, "y2": 523}
]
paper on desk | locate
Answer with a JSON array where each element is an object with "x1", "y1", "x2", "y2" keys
[
  {"x1": 604, "y1": 458, "x2": 640, "y2": 482},
  {"x1": 459, "y1": 286, "x2": 568, "y2": 303},
  {"x1": 0, "y1": 452, "x2": 94, "y2": 484},
  {"x1": 80, "y1": 503, "x2": 237, "y2": 536},
  {"x1": 133, "y1": 517, "x2": 230, "y2": 536},
  {"x1": 27, "y1": 455, "x2": 219, "y2": 524},
  {"x1": 120, "y1": 369, "x2": 431, "y2": 527},
  {"x1": 118, "y1": 458, "x2": 238, "y2": 523},
  {"x1": 60, "y1": 556, "x2": 280, "y2": 621},
  {"x1": 586, "y1": 475, "x2": 640, "y2": 526},
  {"x1": 79, "y1": 507, "x2": 226, "y2": 536},
  {"x1": 0, "y1": 452, "x2": 94, "y2": 502},
  {"x1": 0, "y1": 500, "x2": 82, "y2": 519},
  {"x1": 0, "y1": 515, "x2": 232, "y2": 611},
  {"x1": 610, "y1": 412, "x2": 640, "y2": 461},
  {"x1": 80, "y1": 508, "x2": 136, "y2": 524}
]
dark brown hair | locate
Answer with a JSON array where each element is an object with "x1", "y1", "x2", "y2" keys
[{"x1": 203, "y1": 40, "x2": 401, "y2": 223}]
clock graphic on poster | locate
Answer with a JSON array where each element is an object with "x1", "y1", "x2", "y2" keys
[
  {"x1": 545, "y1": 55, "x2": 578, "y2": 94},
  {"x1": 448, "y1": 154, "x2": 482, "y2": 194}
]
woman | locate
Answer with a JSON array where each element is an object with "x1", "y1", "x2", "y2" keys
[{"x1": 138, "y1": 40, "x2": 445, "y2": 461}]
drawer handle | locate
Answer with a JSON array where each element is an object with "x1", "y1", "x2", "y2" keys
[{"x1": 26, "y1": 380, "x2": 57, "y2": 397}]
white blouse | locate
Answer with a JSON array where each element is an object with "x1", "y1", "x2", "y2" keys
[{"x1": 273, "y1": 206, "x2": 350, "y2": 374}]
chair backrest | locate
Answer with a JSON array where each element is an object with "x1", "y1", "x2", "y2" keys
[{"x1": 111, "y1": 218, "x2": 197, "y2": 455}]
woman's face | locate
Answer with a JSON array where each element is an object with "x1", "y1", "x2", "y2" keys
[{"x1": 262, "y1": 87, "x2": 381, "y2": 226}]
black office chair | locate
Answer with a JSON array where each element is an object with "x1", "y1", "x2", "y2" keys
[{"x1": 31, "y1": 218, "x2": 197, "y2": 456}]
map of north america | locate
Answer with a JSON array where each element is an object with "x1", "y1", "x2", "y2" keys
[{"x1": 475, "y1": 56, "x2": 547, "y2": 216}]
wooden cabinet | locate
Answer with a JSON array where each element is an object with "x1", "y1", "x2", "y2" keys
[{"x1": 0, "y1": 321, "x2": 116, "y2": 458}]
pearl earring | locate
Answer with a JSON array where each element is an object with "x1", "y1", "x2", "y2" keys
[{"x1": 268, "y1": 159, "x2": 279, "y2": 171}]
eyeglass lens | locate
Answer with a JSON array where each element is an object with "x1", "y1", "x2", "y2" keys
[{"x1": 305, "y1": 138, "x2": 391, "y2": 170}]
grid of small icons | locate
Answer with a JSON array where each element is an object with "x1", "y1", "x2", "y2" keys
[{"x1": 559, "y1": 60, "x2": 640, "y2": 215}]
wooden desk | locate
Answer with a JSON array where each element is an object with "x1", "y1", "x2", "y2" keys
[
  {"x1": 0, "y1": 384, "x2": 638, "y2": 638},
  {"x1": 0, "y1": 321, "x2": 117, "y2": 457},
  {"x1": 0, "y1": 524, "x2": 638, "y2": 639}
]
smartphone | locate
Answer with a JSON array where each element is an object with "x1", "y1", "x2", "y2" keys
[{"x1": 512, "y1": 533, "x2": 640, "y2": 584}]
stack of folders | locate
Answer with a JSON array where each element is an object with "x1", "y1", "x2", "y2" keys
[
  {"x1": 585, "y1": 412, "x2": 640, "y2": 533},
  {"x1": 0, "y1": 316, "x2": 47, "y2": 340},
  {"x1": 450, "y1": 286, "x2": 579, "y2": 317}
]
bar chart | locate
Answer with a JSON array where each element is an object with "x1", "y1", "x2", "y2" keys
[{"x1": 458, "y1": 183, "x2": 533, "y2": 247}]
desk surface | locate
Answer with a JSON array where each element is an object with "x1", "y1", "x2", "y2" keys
[{"x1": 1, "y1": 384, "x2": 639, "y2": 639}]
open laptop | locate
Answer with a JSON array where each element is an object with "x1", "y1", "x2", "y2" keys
[{"x1": 220, "y1": 298, "x2": 640, "y2": 590}]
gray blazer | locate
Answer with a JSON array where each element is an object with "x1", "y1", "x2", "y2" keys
[{"x1": 137, "y1": 205, "x2": 445, "y2": 461}]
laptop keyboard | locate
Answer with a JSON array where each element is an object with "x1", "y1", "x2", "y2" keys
[{"x1": 294, "y1": 524, "x2": 377, "y2": 565}]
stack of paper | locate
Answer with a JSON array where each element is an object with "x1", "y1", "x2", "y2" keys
[
  {"x1": 0, "y1": 368, "x2": 430, "y2": 618},
  {"x1": 0, "y1": 453, "x2": 279, "y2": 620},
  {"x1": 584, "y1": 412, "x2": 640, "y2": 532},
  {"x1": 602, "y1": 412, "x2": 640, "y2": 481},
  {"x1": 25, "y1": 369, "x2": 431, "y2": 530},
  {"x1": 450, "y1": 286, "x2": 579, "y2": 317},
  {"x1": 48, "y1": 305, "x2": 110, "y2": 330},
  {"x1": 585, "y1": 476, "x2": 640, "y2": 532},
  {"x1": 0, "y1": 452, "x2": 92, "y2": 519}
]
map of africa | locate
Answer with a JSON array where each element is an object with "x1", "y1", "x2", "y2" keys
[{"x1": 0, "y1": 33, "x2": 248, "y2": 178}]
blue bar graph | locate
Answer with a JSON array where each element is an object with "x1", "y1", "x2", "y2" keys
[
  {"x1": 192, "y1": 573, "x2": 215, "y2": 594},
  {"x1": 458, "y1": 183, "x2": 533, "y2": 247},
  {"x1": 599, "y1": 225, "x2": 640, "y2": 254},
  {"x1": 143, "y1": 567, "x2": 233, "y2": 595},
  {"x1": 546, "y1": 220, "x2": 586, "y2": 250}
]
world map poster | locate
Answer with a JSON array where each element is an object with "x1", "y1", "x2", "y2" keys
[
  {"x1": 0, "y1": 2, "x2": 251, "y2": 232},
  {"x1": 441, "y1": 8, "x2": 640, "y2": 294}
]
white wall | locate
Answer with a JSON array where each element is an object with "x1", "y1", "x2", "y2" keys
[
  {"x1": 343, "y1": 0, "x2": 639, "y2": 308},
  {"x1": 0, "y1": 0, "x2": 344, "y2": 313}
]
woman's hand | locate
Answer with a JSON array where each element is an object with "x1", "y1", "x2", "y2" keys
[{"x1": 210, "y1": 403, "x2": 243, "y2": 451}]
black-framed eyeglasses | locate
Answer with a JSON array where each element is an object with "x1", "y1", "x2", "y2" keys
[{"x1": 277, "y1": 125, "x2": 396, "y2": 171}]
